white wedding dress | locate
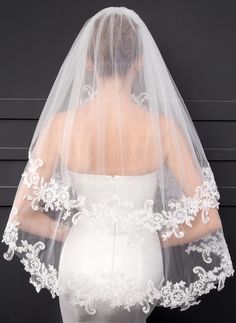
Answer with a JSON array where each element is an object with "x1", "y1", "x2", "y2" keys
[
  {"x1": 58, "y1": 169, "x2": 164, "y2": 323},
  {"x1": 2, "y1": 9, "x2": 234, "y2": 323}
]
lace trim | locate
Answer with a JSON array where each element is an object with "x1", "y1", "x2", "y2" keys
[
  {"x1": 2, "y1": 218, "x2": 234, "y2": 314},
  {"x1": 157, "y1": 166, "x2": 220, "y2": 241},
  {"x1": 58, "y1": 271, "x2": 164, "y2": 315},
  {"x1": 2, "y1": 154, "x2": 233, "y2": 313},
  {"x1": 77, "y1": 84, "x2": 149, "y2": 110},
  {"x1": 155, "y1": 231, "x2": 234, "y2": 310},
  {"x1": 78, "y1": 85, "x2": 98, "y2": 106},
  {"x1": 21, "y1": 154, "x2": 220, "y2": 242},
  {"x1": 2, "y1": 209, "x2": 58, "y2": 298},
  {"x1": 131, "y1": 92, "x2": 149, "y2": 110},
  {"x1": 59, "y1": 230, "x2": 234, "y2": 313}
]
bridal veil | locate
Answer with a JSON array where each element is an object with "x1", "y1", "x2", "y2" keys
[{"x1": 2, "y1": 6, "x2": 234, "y2": 318}]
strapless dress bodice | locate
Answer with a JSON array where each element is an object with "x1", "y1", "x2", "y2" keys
[
  {"x1": 68, "y1": 169, "x2": 160, "y2": 208},
  {"x1": 59, "y1": 168, "x2": 164, "y2": 317}
]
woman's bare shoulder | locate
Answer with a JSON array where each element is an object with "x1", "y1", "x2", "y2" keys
[
  {"x1": 134, "y1": 109, "x2": 168, "y2": 133},
  {"x1": 50, "y1": 105, "x2": 172, "y2": 133},
  {"x1": 49, "y1": 109, "x2": 80, "y2": 128}
]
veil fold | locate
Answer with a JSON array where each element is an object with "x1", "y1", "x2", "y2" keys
[{"x1": 2, "y1": 6, "x2": 234, "y2": 316}]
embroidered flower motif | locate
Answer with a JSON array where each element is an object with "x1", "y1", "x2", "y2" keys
[
  {"x1": 148, "y1": 257, "x2": 234, "y2": 311},
  {"x1": 71, "y1": 195, "x2": 157, "y2": 245},
  {"x1": 2, "y1": 221, "x2": 58, "y2": 298},
  {"x1": 21, "y1": 154, "x2": 85, "y2": 219},
  {"x1": 156, "y1": 166, "x2": 220, "y2": 241}
]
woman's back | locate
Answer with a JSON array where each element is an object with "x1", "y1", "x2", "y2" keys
[{"x1": 60, "y1": 100, "x2": 163, "y2": 176}]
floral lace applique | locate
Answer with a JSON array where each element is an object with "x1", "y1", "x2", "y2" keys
[
  {"x1": 21, "y1": 154, "x2": 220, "y2": 242},
  {"x1": 2, "y1": 154, "x2": 234, "y2": 314},
  {"x1": 156, "y1": 166, "x2": 220, "y2": 241},
  {"x1": 2, "y1": 215, "x2": 234, "y2": 314},
  {"x1": 21, "y1": 156, "x2": 85, "y2": 220},
  {"x1": 2, "y1": 208, "x2": 58, "y2": 298},
  {"x1": 58, "y1": 271, "x2": 164, "y2": 315},
  {"x1": 153, "y1": 231, "x2": 234, "y2": 310}
]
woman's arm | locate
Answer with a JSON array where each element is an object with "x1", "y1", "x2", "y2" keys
[
  {"x1": 160, "y1": 117, "x2": 222, "y2": 248},
  {"x1": 12, "y1": 113, "x2": 70, "y2": 242}
]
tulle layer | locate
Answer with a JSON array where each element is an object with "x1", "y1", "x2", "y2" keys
[{"x1": 2, "y1": 155, "x2": 234, "y2": 315}]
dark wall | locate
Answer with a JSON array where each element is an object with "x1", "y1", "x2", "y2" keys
[{"x1": 0, "y1": 1, "x2": 235, "y2": 322}]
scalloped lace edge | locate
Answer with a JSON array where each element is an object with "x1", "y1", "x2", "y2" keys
[{"x1": 2, "y1": 209, "x2": 234, "y2": 315}]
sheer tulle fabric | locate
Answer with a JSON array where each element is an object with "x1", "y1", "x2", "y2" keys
[{"x1": 2, "y1": 6, "x2": 234, "y2": 323}]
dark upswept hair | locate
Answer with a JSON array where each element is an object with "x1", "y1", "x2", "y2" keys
[{"x1": 88, "y1": 13, "x2": 142, "y2": 78}]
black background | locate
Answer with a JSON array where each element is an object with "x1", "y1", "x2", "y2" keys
[{"x1": 0, "y1": 1, "x2": 235, "y2": 322}]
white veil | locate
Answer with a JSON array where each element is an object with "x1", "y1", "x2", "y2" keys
[{"x1": 2, "y1": 6, "x2": 234, "y2": 319}]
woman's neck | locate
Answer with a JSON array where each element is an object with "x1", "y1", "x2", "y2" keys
[{"x1": 95, "y1": 76, "x2": 134, "y2": 106}]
